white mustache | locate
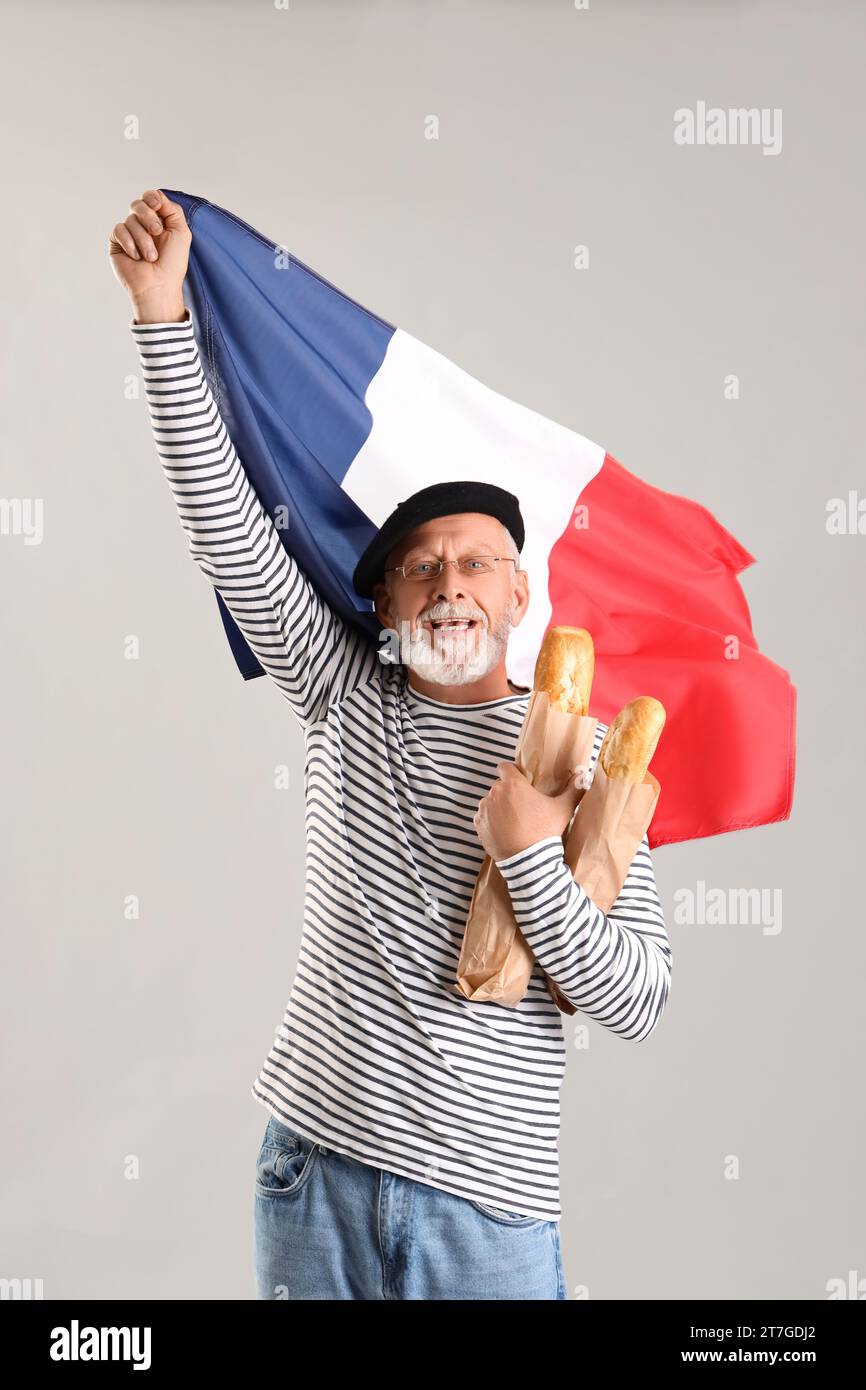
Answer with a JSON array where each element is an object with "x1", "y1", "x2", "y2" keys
[{"x1": 417, "y1": 605, "x2": 486, "y2": 625}]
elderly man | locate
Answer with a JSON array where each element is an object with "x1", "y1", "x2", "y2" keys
[{"x1": 113, "y1": 188, "x2": 672, "y2": 1302}]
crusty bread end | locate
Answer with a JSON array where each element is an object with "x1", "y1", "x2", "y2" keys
[{"x1": 533, "y1": 627, "x2": 594, "y2": 715}]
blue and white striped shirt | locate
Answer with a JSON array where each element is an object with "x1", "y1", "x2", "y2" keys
[{"x1": 129, "y1": 308, "x2": 672, "y2": 1221}]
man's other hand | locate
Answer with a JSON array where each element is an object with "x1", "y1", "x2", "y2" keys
[{"x1": 473, "y1": 761, "x2": 583, "y2": 862}]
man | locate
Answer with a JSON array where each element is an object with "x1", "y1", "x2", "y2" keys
[{"x1": 111, "y1": 189, "x2": 672, "y2": 1301}]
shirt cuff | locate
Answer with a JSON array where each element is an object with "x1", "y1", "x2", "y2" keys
[
  {"x1": 493, "y1": 835, "x2": 566, "y2": 873},
  {"x1": 129, "y1": 307, "x2": 192, "y2": 331}
]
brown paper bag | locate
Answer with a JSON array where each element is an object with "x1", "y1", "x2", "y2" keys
[
  {"x1": 454, "y1": 696, "x2": 662, "y2": 1014},
  {"x1": 453, "y1": 689, "x2": 598, "y2": 1007},
  {"x1": 562, "y1": 761, "x2": 660, "y2": 911}
]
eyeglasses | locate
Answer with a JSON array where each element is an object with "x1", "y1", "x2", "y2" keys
[{"x1": 384, "y1": 556, "x2": 518, "y2": 582}]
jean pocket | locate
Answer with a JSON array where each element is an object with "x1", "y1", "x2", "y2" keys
[
  {"x1": 254, "y1": 1116, "x2": 320, "y2": 1198},
  {"x1": 468, "y1": 1197, "x2": 546, "y2": 1226}
]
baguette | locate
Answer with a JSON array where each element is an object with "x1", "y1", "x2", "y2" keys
[
  {"x1": 533, "y1": 627, "x2": 594, "y2": 715},
  {"x1": 598, "y1": 696, "x2": 665, "y2": 782}
]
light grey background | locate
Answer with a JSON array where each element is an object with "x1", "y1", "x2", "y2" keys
[{"x1": 1, "y1": 0, "x2": 863, "y2": 1300}]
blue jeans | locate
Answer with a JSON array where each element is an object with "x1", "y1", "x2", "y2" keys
[{"x1": 253, "y1": 1113, "x2": 567, "y2": 1300}]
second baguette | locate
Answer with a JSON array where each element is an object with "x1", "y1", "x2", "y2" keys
[{"x1": 597, "y1": 696, "x2": 666, "y2": 783}]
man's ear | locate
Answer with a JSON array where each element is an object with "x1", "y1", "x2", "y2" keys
[
  {"x1": 372, "y1": 580, "x2": 393, "y2": 628},
  {"x1": 508, "y1": 568, "x2": 530, "y2": 629}
]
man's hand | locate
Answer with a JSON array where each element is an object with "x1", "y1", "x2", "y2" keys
[
  {"x1": 108, "y1": 188, "x2": 191, "y2": 322},
  {"x1": 473, "y1": 761, "x2": 584, "y2": 863}
]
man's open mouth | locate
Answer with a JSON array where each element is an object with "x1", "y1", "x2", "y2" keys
[{"x1": 424, "y1": 619, "x2": 480, "y2": 632}]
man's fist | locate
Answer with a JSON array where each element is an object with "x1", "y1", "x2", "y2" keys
[
  {"x1": 473, "y1": 761, "x2": 584, "y2": 863},
  {"x1": 108, "y1": 189, "x2": 191, "y2": 317}
]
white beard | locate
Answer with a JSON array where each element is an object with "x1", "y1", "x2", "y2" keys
[{"x1": 393, "y1": 602, "x2": 515, "y2": 687}]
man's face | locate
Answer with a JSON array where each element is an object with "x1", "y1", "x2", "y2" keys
[{"x1": 372, "y1": 512, "x2": 530, "y2": 686}]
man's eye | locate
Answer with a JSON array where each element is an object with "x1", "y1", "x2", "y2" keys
[{"x1": 410, "y1": 562, "x2": 434, "y2": 575}]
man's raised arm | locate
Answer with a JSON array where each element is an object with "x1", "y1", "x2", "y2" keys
[{"x1": 110, "y1": 188, "x2": 381, "y2": 728}]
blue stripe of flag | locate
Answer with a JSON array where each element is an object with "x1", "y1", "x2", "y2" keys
[{"x1": 162, "y1": 189, "x2": 393, "y2": 678}]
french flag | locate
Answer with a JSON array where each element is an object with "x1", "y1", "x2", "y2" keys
[{"x1": 162, "y1": 188, "x2": 797, "y2": 849}]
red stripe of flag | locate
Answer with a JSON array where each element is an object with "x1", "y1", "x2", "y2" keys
[{"x1": 547, "y1": 454, "x2": 797, "y2": 847}]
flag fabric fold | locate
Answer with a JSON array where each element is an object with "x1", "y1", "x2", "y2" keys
[{"x1": 159, "y1": 186, "x2": 796, "y2": 848}]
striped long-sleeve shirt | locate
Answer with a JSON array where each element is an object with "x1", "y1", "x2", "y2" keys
[{"x1": 129, "y1": 307, "x2": 672, "y2": 1222}]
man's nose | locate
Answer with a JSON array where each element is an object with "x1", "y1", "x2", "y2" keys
[{"x1": 433, "y1": 564, "x2": 467, "y2": 602}]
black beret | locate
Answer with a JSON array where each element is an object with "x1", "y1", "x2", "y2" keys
[{"x1": 352, "y1": 480, "x2": 525, "y2": 599}]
